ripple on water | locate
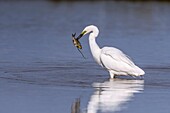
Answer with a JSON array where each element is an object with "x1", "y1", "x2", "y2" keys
[{"x1": 0, "y1": 62, "x2": 170, "y2": 89}]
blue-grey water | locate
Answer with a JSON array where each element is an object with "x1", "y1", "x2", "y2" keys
[{"x1": 0, "y1": 1, "x2": 170, "y2": 113}]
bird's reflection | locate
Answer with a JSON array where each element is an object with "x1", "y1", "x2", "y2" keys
[{"x1": 87, "y1": 79, "x2": 144, "y2": 113}]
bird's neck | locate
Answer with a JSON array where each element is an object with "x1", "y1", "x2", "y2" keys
[{"x1": 89, "y1": 33, "x2": 101, "y2": 65}]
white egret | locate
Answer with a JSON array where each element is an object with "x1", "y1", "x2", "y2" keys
[{"x1": 77, "y1": 25, "x2": 145, "y2": 78}]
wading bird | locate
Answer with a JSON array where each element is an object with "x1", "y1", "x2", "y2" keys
[{"x1": 77, "y1": 25, "x2": 145, "y2": 78}]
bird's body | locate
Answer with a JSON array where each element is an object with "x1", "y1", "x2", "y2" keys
[{"x1": 79, "y1": 25, "x2": 145, "y2": 78}]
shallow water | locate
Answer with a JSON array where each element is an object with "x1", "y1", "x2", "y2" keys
[{"x1": 0, "y1": 1, "x2": 170, "y2": 113}]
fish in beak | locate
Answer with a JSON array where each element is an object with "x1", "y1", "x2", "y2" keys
[
  {"x1": 71, "y1": 33, "x2": 86, "y2": 59},
  {"x1": 72, "y1": 33, "x2": 82, "y2": 49}
]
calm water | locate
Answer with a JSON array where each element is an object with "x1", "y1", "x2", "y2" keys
[{"x1": 0, "y1": 1, "x2": 170, "y2": 113}]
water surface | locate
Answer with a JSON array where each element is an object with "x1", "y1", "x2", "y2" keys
[{"x1": 0, "y1": 1, "x2": 170, "y2": 113}]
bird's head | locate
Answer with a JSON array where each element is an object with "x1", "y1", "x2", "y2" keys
[{"x1": 77, "y1": 25, "x2": 99, "y2": 39}]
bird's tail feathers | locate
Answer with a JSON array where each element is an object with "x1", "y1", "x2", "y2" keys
[{"x1": 130, "y1": 66, "x2": 145, "y2": 76}]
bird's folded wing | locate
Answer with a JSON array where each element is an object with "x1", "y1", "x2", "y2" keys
[{"x1": 100, "y1": 47, "x2": 135, "y2": 71}]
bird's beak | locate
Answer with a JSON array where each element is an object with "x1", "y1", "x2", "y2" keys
[{"x1": 77, "y1": 31, "x2": 87, "y2": 40}]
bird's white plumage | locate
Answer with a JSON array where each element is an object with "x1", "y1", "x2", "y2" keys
[
  {"x1": 81, "y1": 25, "x2": 145, "y2": 78},
  {"x1": 100, "y1": 47, "x2": 144, "y2": 77},
  {"x1": 101, "y1": 47, "x2": 134, "y2": 67}
]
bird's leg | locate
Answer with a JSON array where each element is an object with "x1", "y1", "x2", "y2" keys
[{"x1": 109, "y1": 71, "x2": 115, "y2": 79}]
